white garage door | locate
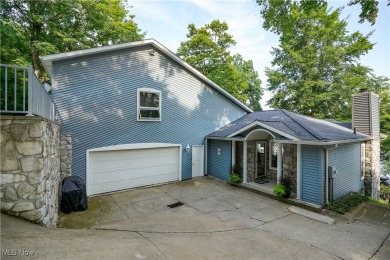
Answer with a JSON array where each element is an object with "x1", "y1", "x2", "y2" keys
[{"x1": 87, "y1": 143, "x2": 181, "y2": 196}]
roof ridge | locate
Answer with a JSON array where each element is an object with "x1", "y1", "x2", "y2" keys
[{"x1": 281, "y1": 110, "x2": 325, "y2": 140}]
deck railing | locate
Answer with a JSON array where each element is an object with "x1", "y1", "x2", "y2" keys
[{"x1": 0, "y1": 64, "x2": 55, "y2": 121}]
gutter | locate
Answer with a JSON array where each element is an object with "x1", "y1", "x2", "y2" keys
[
  {"x1": 323, "y1": 144, "x2": 338, "y2": 205},
  {"x1": 272, "y1": 137, "x2": 371, "y2": 145}
]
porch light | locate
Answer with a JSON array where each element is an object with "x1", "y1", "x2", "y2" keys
[{"x1": 185, "y1": 144, "x2": 191, "y2": 153}]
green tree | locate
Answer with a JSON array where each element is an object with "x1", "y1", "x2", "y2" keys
[
  {"x1": 257, "y1": 0, "x2": 390, "y2": 166},
  {"x1": 177, "y1": 20, "x2": 263, "y2": 110},
  {"x1": 379, "y1": 85, "x2": 390, "y2": 168},
  {"x1": 257, "y1": 0, "x2": 379, "y2": 120},
  {"x1": 0, "y1": 0, "x2": 145, "y2": 79},
  {"x1": 348, "y1": 0, "x2": 379, "y2": 25}
]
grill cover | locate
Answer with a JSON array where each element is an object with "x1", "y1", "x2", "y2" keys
[{"x1": 60, "y1": 176, "x2": 88, "y2": 214}]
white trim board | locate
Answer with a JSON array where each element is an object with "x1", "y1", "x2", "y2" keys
[{"x1": 227, "y1": 121, "x2": 300, "y2": 141}]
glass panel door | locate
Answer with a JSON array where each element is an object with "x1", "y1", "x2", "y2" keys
[{"x1": 256, "y1": 142, "x2": 266, "y2": 179}]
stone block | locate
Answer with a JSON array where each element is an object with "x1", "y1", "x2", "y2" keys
[
  {"x1": 284, "y1": 156, "x2": 292, "y2": 164},
  {"x1": 20, "y1": 209, "x2": 43, "y2": 221},
  {"x1": 0, "y1": 130, "x2": 11, "y2": 145},
  {"x1": 5, "y1": 186, "x2": 18, "y2": 201},
  {"x1": 1, "y1": 202, "x2": 14, "y2": 211},
  {"x1": 21, "y1": 156, "x2": 34, "y2": 172},
  {"x1": 16, "y1": 141, "x2": 43, "y2": 155},
  {"x1": 37, "y1": 183, "x2": 45, "y2": 194},
  {"x1": 0, "y1": 141, "x2": 19, "y2": 171},
  {"x1": 35, "y1": 199, "x2": 43, "y2": 209},
  {"x1": 10, "y1": 124, "x2": 28, "y2": 141},
  {"x1": 14, "y1": 174, "x2": 27, "y2": 182},
  {"x1": 1, "y1": 174, "x2": 14, "y2": 184},
  {"x1": 60, "y1": 162, "x2": 67, "y2": 172},
  {"x1": 27, "y1": 172, "x2": 41, "y2": 185},
  {"x1": 18, "y1": 183, "x2": 35, "y2": 198},
  {"x1": 13, "y1": 202, "x2": 35, "y2": 212},
  {"x1": 36, "y1": 158, "x2": 43, "y2": 171},
  {"x1": 0, "y1": 120, "x2": 12, "y2": 126},
  {"x1": 29, "y1": 123, "x2": 42, "y2": 138}
]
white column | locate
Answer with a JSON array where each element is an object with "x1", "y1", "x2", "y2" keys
[
  {"x1": 243, "y1": 141, "x2": 247, "y2": 183},
  {"x1": 296, "y1": 144, "x2": 302, "y2": 200},
  {"x1": 232, "y1": 141, "x2": 236, "y2": 167},
  {"x1": 277, "y1": 143, "x2": 282, "y2": 183}
]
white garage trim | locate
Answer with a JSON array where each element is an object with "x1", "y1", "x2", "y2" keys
[{"x1": 86, "y1": 143, "x2": 182, "y2": 196}]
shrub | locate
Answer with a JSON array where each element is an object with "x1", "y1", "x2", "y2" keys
[
  {"x1": 380, "y1": 185, "x2": 390, "y2": 202},
  {"x1": 273, "y1": 184, "x2": 286, "y2": 197},
  {"x1": 229, "y1": 173, "x2": 242, "y2": 184},
  {"x1": 327, "y1": 193, "x2": 369, "y2": 214}
]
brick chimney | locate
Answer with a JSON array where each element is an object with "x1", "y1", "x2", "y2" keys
[{"x1": 352, "y1": 89, "x2": 380, "y2": 199}]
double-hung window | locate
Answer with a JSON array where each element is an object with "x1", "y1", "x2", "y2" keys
[{"x1": 137, "y1": 88, "x2": 161, "y2": 121}]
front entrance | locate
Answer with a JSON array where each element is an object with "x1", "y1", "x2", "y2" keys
[{"x1": 255, "y1": 142, "x2": 267, "y2": 178}]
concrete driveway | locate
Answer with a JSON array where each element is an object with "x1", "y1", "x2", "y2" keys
[{"x1": 1, "y1": 177, "x2": 389, "y2": 259}]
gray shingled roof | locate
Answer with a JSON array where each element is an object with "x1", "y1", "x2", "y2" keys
[{"x1": 207, "y1": 110, "x2": 369, "y2": 142}]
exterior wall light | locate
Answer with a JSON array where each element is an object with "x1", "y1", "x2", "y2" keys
[{"x1": 185, "y1": 144, "x2": 191, "y2": 153}]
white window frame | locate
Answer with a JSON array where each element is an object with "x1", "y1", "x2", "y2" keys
[
  {"x1": 269, "y1": 140, "x2": 278, "y2": 170},
  {"x1": 137, "y1": 88, "x2": 161, "y2": 121}
]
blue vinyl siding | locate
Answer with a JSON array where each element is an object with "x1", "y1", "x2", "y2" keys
[
  {"x1": 302, "y1": 145, "x2": 325, "y2": 205},
  {"x1": 328, "y1": 143, "x2": 363, "y2": 199},
  {"x1": 52, "y1": 45, "x2": 246, "y2": 181},
  {"x1": 207, "y1": 140, "x2": 232, "y2": 181}
]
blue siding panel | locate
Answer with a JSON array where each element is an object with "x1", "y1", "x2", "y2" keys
[
  {"x1": 208, "y1": 140, "x2": 231, "y2": 181},
  {"x1": 302, "y1": 145, "x2": 325, "y2": 205},
  {"x1": 328, "y1": 143, "x2": 363, "y2": 199},
  {"x1": 52, "y1": 45, "x2": 246, "y2": 181}
]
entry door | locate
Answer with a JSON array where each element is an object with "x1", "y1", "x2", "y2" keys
[
  {"x1": 256, "y1": 142, "x2": 266, "y2": 178},
  {"x1": 192, "y1": 145, "x2": 204, "y2": 177}
]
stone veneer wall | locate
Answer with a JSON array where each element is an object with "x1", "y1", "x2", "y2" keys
[
  {"x1": 1, "y1": 115, "x2": 60, "y2": 227},
  {"x1": 60, "y1": 134, "x2": 72, "y2": 180},
  {"x1": 247, "y1": 141, "x2": 255, "y2": 182},
  {"x1": 364, "y1": 140, "x2": 381, "y2": 199},
  {"x1": 282, "y1": 144, "x2": 297, "y2": 193}
]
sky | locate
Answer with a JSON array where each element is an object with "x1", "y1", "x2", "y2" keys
[{"x1": 129, "y1": 0, "x2": 390, "y2": 109}]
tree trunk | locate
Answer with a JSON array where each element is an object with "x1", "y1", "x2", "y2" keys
[{"x1": 29, "y1": 1, "x2": 42, "y2": 79}]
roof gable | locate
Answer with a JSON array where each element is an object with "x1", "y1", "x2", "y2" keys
[{"x1": 40, "y1": 39, "x2": 252, "y2": 113}]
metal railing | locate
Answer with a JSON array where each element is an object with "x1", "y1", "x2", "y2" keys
[{"x1": 1, "y1": 64, "x2": 55, "y2": 121}]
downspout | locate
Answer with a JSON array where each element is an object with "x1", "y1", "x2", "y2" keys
[
  {"x1": 205, "y1": 138, "x2": 208, "y2": 176},
  {"x1": 324, "y1": 144, "x2": 338, "y2": 204}
]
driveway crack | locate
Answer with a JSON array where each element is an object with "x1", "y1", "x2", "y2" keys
[
  {"x1": 368, "y1": 232, "x2": 390, "y2": 259},
  {"x1": 137, "y1": 232, "x2": 169, "y2": 260}
]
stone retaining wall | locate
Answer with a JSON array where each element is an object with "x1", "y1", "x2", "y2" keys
[{"x1": 1, "y1": 116, "x2": 60, "y2": 227}]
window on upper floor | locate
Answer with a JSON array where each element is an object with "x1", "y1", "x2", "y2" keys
[{"x1": 137, "y1": 88, "x2": 161, "y2": 121}]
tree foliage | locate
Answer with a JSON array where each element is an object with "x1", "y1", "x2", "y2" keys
[
  {"x1": 348, "y1": 0, "x2": 379, "y2": 25},
  {"x1": 177, "y1": 20, "x2": 263, "y2": 111},
  {"x1": 257, "y1": 0, "x2": 377, "y2": 119},
  {"x1": 257, "y1": 0, "x2": 390, "y2": 164},
  {"x1": 0, "y1": 0, "x2": 145, "y2": 79}
]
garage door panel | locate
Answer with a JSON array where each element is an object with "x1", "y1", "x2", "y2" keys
[{"x1": 88, "y1": 146, "x2": 180, "y2": 195}]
